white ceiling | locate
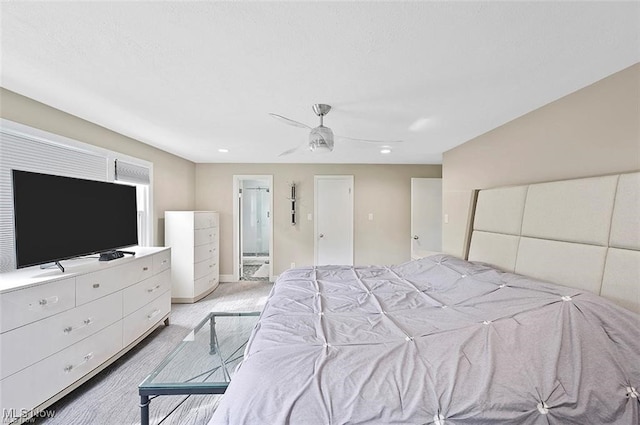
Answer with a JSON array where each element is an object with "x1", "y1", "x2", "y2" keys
[{"x1": 1, "y1": 2, "x2": 638, "y2": 164}]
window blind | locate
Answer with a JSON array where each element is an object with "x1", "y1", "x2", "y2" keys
[
  {"x1": 0, "y1": 130, "x2": 108, "y2": 272},
  {"x1": 114, "y1": 159, "x2": 150, "y2": 185}
]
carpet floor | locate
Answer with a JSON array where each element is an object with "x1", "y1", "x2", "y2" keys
[{"x1": 34, "y1": 281, "x2": 273, "y2": 425}]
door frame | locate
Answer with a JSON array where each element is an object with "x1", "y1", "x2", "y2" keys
[
  {"x1": 233, "y1": 175, "x2": 274, "y2": 281},
  {"x1": 314, "y1": 175, "x2": 354, "y2": 265}
]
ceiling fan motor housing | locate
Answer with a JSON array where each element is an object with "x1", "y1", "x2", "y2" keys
[{"x1": 309, "y1": 125, "x2": 334, "y2": 152}]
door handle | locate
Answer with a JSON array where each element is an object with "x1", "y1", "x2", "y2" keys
[
  {"x1": 319, "y1": 233, "x2": 324, "y2": 239},
  {"x1": 413, "y1": 235, "x2": 419, "y2": 240}
]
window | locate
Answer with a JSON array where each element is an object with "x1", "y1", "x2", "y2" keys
[{"x1": 113, "y1": 158, "x2": 153, "y2": 247}]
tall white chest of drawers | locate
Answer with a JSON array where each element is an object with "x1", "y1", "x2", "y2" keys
[
  {"x1": 164, "y1": 211, "x2": 220, "y2": 303},
  {"x1": 0, "y1": 247, "x2": 171, "y2": 424}
]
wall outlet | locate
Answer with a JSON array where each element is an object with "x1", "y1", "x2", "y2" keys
[
  {"x1": 307, "y1": 213, "x2": 312, "y2": 221},
  {"x1": 444, "y1": 213, "x2": 449, "y2": 224},
  {"x1": 291, "y1": 262, "x2": 295, "y2": 269},
  {"x1": 368, "y1": 213, "x2": 374, "y2": 221}
]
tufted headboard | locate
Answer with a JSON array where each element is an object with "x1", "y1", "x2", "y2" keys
[{"x1": 467, "y1": 172, "x2": 640, "y2": 313}]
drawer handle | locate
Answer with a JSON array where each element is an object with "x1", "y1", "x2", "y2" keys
[
  {"x1": 63, "y1": 318, "x2": 93, "y2": 334},
  {"x1": 143, "y1": 266, "x2": 149, "y2": 271},
  {"x1": 63, "y1": 352, "x2": 94, "y2": 373},
  {"x1": 147, "y1": 309, "x2": 161, "y2": 320},
  {"x1": 161, "y1": 260, "x2": 168, "y2": 265},
  {"x1": 31, "y1": 296, "x2": 59, "y2": 309},
  {"x1": 93, "y1": 283, "x2": 100, "y2": 289},
  {"x1": 147, "y1": 285, "x2": 161, "y2": 293}
]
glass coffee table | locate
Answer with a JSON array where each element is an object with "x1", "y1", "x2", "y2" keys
[{"x1": 139, "y1": 312, "x2": 260, "y2": 425}]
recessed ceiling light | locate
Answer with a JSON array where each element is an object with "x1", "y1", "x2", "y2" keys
[
  {"x1": 218, "y1": 148, "x2": 229, "y2": 153},
  {"x1": 380, "y1": 148, "x2": 392, "y2": 154}
]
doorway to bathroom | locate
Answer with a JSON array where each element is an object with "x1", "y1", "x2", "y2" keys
[{"x1": 232, "y1": 175, "x2": 273, "y2": 282}]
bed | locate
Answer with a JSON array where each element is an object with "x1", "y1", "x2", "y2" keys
[{"x1": 209, "y1": 172, "x2": 640, "y2": 424}]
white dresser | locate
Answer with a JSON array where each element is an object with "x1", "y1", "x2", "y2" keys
[
  {"x1": 0, "y1": 247, "x2": 171, "y2": 424},
  {"x1": 165, "y1": 211, "x2": 219, "y2": 303}
]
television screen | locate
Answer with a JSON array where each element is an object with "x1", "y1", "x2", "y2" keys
[{"x1": 12, "y1": 170, "x2": 138, "y2": 268}]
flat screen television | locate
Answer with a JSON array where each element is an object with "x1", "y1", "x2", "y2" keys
[{"x1": 12, "y1": 170, "x2": 138, "y2": 269}]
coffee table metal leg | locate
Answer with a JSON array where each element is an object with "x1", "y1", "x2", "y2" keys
[
  {"x1": 210, "y1": 316, "x2": 216, "y2": 354},
  {"x1": 140, "y1": 395, "x2": 150, "y2": 425}
]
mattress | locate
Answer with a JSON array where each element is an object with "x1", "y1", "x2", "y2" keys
[{"x1": 209, "y1": 255, "x2": 640, "y2": 424}]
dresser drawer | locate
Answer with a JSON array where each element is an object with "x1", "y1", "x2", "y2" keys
[
  {"x1": 122, "y1": 290, "x2": 170, "y2": 347},
  {"x1": 1, "y1": 291, "x2": 122, "y2": 380},
  {"x1": 194, "y1": 258, "x2": 217, "y2": 280},
  {"x1": 194, "y1": 212, "x2": 218, "y2": 229},
  {"x1": 123, "y1": 270, "x2": 171, "y2": 316},
  {"x1": 153, "y1": 249, "x2": 171, "y2": 275},
  {"x1": 76, "y1": 256, "x2": 153, "y2": 305},
  {"x1": 194, "y1": 228, "x2": 217, "y2": 247},
  {"x1": 194, "y1": 271, "x2": 218, "y2": 298},
  {"x1": 0, "y1": 321, "x2": 122, "y2": 416},
  {"x1": 194, "y1": 243, "x2": 216, "y2": 263},
  {"x1": 0, "y1": 278, "x2": 76, "y2": 333}
]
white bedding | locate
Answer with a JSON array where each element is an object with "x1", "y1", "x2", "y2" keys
[{"x1": 209, "y1": 255, "x2": 640, "y2": 424}]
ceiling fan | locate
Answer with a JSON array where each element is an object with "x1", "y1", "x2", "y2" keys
[{"x1": 270, "y1": 104, "x2": 402, "y2": 156}]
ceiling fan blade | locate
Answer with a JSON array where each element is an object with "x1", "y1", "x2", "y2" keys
[
  {"x1": 269, "y1": 113, "x2": 311, "y2": 129},
  {"x1": 278, "y1": 143, "x2": 307, "y2": 157},
  {"x1": 336, "y1": 135, "x2": 403, "y2": 144}
]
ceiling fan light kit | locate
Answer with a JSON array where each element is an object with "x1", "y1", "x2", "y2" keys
[
  {"x1": 309, "y1": 104, "x2": 334, "y2": 153},
  {"x1": 309, "y1": 125, "x2": 334, "y2": 153}
]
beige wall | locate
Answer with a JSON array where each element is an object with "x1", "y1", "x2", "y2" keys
[
  {"x1": 0, "y1": 88, "x2": 196, "y2": 245},
  {"x1": 196, "y1": 164, "x2": 441, "y2": 276},
  {"x1": 442, "y1": 63, "x2": 640, "y2": 258}
]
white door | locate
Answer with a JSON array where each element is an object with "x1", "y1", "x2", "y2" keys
[
  {"x1": 411, "y1": 178, "x2": 442, "y2": 259},
  {"x1": 315, "y1": 175, "x2": 354, "y2": 265}
]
